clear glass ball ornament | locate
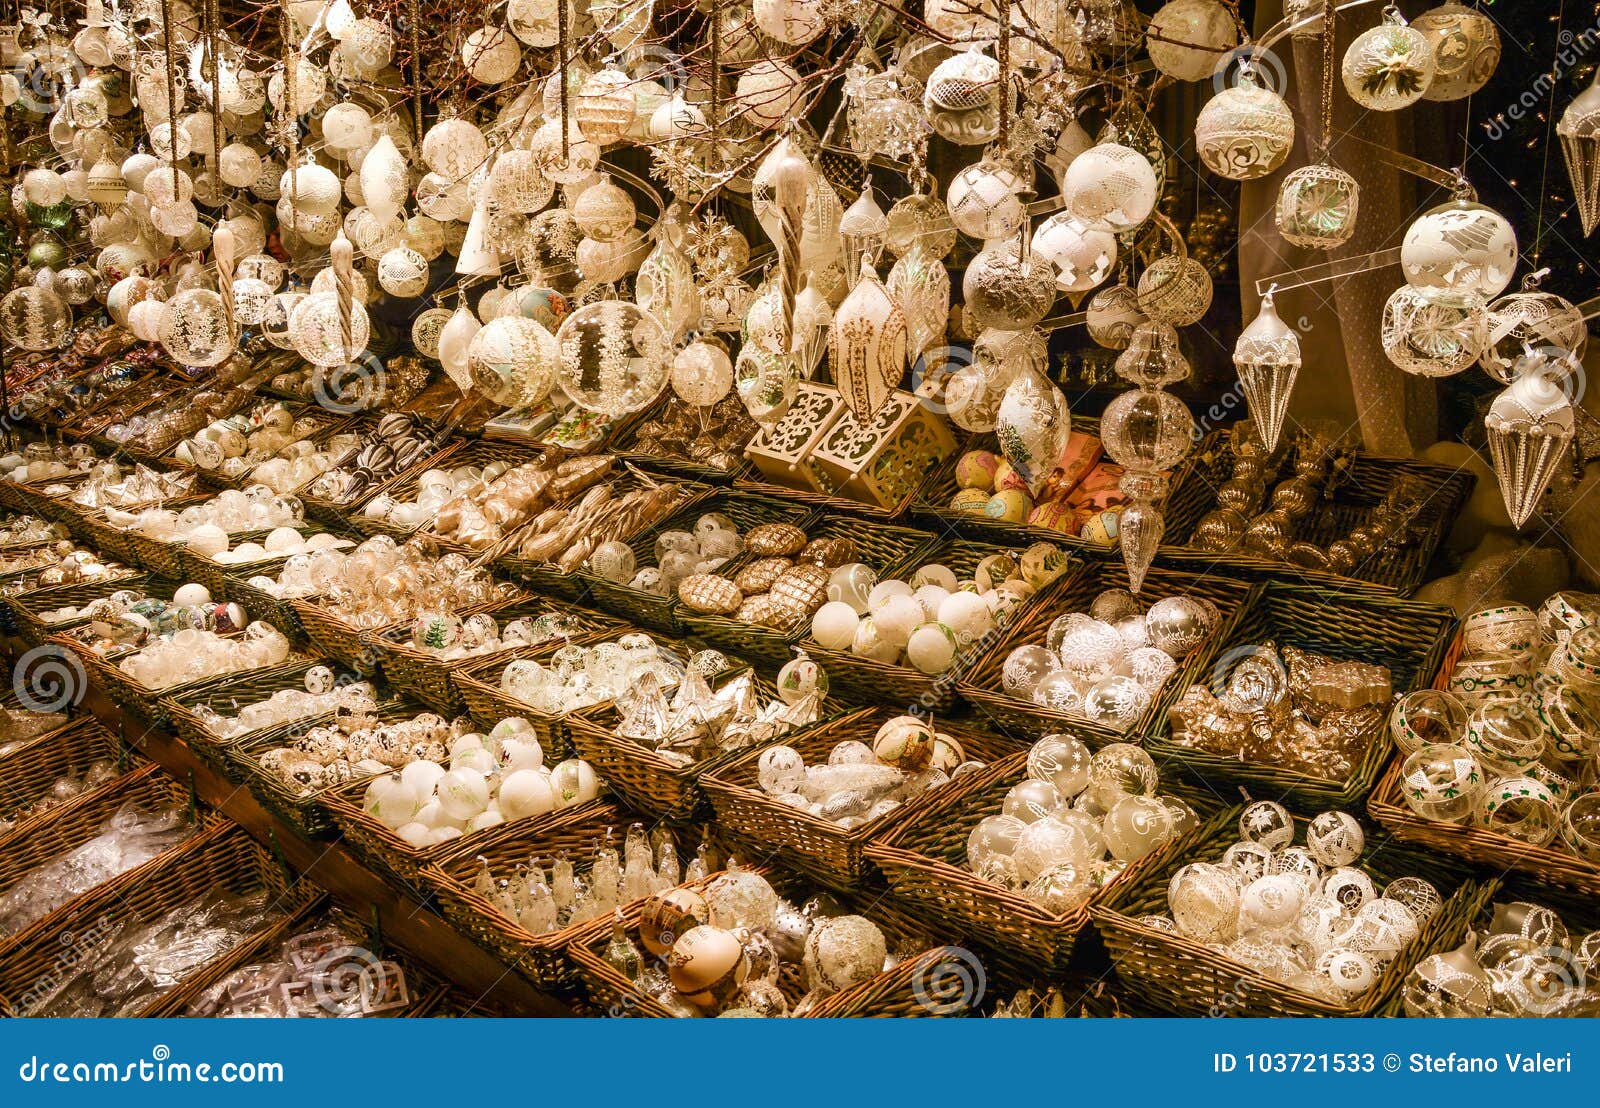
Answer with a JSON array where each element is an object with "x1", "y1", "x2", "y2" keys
[
  {"x1": 262, "y1": 290, "x2": 305, "y2": 350},
  {"x1": 946, "y1": 159, "x2": 1025, "y2": 241},
  {"x1": 1137, "y1": 254, "x2": 1213, "y2": 326},
  {"x1": 1401, "y1": 742, "x2": 1484, "y2": 821},
  {"x1": 1147, "y1": 0, "x2": 1239, "y2": 82},
  {"x1": 575, "y1": 68, "x2": 637, "y2": 146},
  {"x1": 468, "y1": 315, "x2": 558, "y2": 406},
  {"x1": 1412, "y1": 1, "x2": 1501, "y2": 102},
  {"x1": 416, "y1": 172, "x2": 472, "y2": 221},
  {"x1": 962, "y1": 244, "x2": 1056, "y2": 331},
  {"x1": 735, "y1": 344, "x2": 801, "y2": 424},
  {"x1": 1195, "y1": 75, "x2": 1295, "y2": 180},
  {"x1": 553, "y1": 299, "x2": 671, "y2": 416},
  {"x1": 529, "y1": 119, "x2": 601, "y2": 185},
  {"x1": 1115, "y1": 320, "x2": 1191, "y2": 387},
  {"x1": 311, "y1": 266, "x2": 372, "y2": 306},
  {"x1": 671, "y1": 339, "x2": 735, "y2": 407},
  {"x1": 486, "y1": 149, "x2": 552, "y2": 215},
  {"x1": 923, "y1": 46, "x2": 1002, "y2": 145},
  {"x1": 461, "y1": 26, "x2": 521, "y2": 85},
  {"x1": 1031, "y1": 212, "x2": 1117, "y2": 293},
  {"x1": 422, "y1": 117, "x2": 489, "y2": 180},
  {"x1": 290, "y1": 291, "x2": 370, "y2": 367},
  {"x1": 1276, "y1": 162, "x2": 1361, "y2": 249},
  {"x1": 1063, "y1": 142, "x2": 1159, "y2": 232},
  {"x1": 1400, "y1": 198, "x2": 1517, "y2": 306},
  {"x1": 411, "y1": 306, "x2": 453, "y2": 359},
  {"x1": 237, "y1": 253, "x2": 286, "y2": 289},
  {"x1": 232, "y1": 276, "x2": 274, "y2": 326},
  {"x1": 142, "y1": 164, "x2": 193, "y2": 208},
  {"x1": 377, "y1": 246, "x2": 430, "y2": 298},
  {"x1": 267, "y1": 61, "x2": 327, "y2": 113},
  {"x1": 1481, "y1": 286, "x2": 1588, "y2": 382},
  {"x1": 885, "y1": 192, "x2": 958, "y2": 262},
  {"x1": 54, "y1": 265, "x2": 97, "y2": 305},
  {"x1": 1100, "y1": 386, "x2": 1196, "y2": 472},
  {"x1": 754, "y1": 0, "x2": 825, "y2": 45},
  {"x1": 63, "y1": 83, "x2": 110, "y2": 128},
  {"x1": 158, "y1": 287, "x2": 235, "y2": 367},
  {"x1": 339, "y1": 18, "x2": 394, "y2": 77},
  {"x1": 150, "y1": 201, "x2": 200, "y2": 237},
  {"x1": 1342, "y1": 10, "x2": 1436, "y2": 110},
  {"x1": 1381, "y1": 284, "x2": 1487, "y2": 376},
  {"x1": 0, "y1": 286, "x2": 71, "y2": 351}
]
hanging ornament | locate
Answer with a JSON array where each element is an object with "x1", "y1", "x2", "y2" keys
[
  {"x1": 507, "y1": 0, "x2": 560, "y2": 47},
  {"x1": 0, "y1": 286, "x2": 71, "y2": 351},
  {"x1": 963, "y1": 242, "x2": 1056, "y2": 332},
  {"x1": 1411, "y1": 2, "x2": 1500, "y2": 102},
  {"x1": 839, "y1": 179, "x2": 889, "y2": 281},
  {"x1": 1195, "y1": 72, "x2": 1295, "y2": 181},
  {"x1": 791, "y1": 276, "x2": 833, "y2": 377},
  {"x1": 1147, "y1": 0, "x2": 1239, "y2": 82},
  {"x1": 461, "y1": 26, "x2": 522, "y2": 86},
  {"x1": 1381, "y1": 284, "x2": 1486, "y2": 376},
  {"x1": 751, "y1": 138, "x2": 815, "y2": 357},
  {"x1": 1086, "y1": 283, "x2": 1148, "y2": 349},
  {"x1": 1100, "y1": 388, "x2": 1197, "y2": 477},
  {"x1": 922, "y1": 45, "x2": 1002, "y2": 146},
  {"x1": 829, "y1": 257, "x2": 909, "y2": 422},
  {"x1": 1137, "y1": 255, "x2": 1213, "y2": 326},
  {"x1": 1484, "y1": 364, "x2": 1576, "y2": 529},
  {"x1": 996, "y1": 365, "x2": 1072, "y2": 496},
  {"x1": 671, "y1": 339, "x2": 736, "y2": 407},
  {"x1": 946, "y1": 159, "x2": 1026, "y2": 241},
  {"x1": 635, "y1": 220, "x2": 702, "y2": 342},
  {"x1": 1232, "y1": 289, "x2": 1303, "y2": 452},
  {"x1": 574, "y1": 67, "x2": 638, "y2": 146},
  {"x1": 753, "y1": 0, "x2": 825, "y2": 45},
  {"x1": 412, "y1": 307, "x2": 453, "y2": 359},
  {"x1": 1062, "y1": 142, "x2": 1159, "y2": 232},
  {"x1": 1342, "y1": 5, "x2": 1435, "y2": 111},
  {"x1": 360, "y1": 134, "x2": 409, "y2": 222},
  {"x1": 1031, "y1": 213, "x2": 1116, "y2": 294},
  {"x1": 736, "y1": 60, "x2": 805, "y2": 131},
  {"x1": 437, "y1": 305, "x2": 482, "y2": 391},
  {"x1": 1400, "y1": 194, "x2": 1517, "y2": 306},
  {"x1": 1481, "y1": 275, "x2": 1589, "y2": 382},
  {"x1": 887, "y1": 246, "x2": 950, "y2": 370},
  {"x1": 885, "y1": 190, "x2": 958, "y2": 261},
  {"x1": 377, "y1": 247, "x2": 429, "y2": 298},
  {"x1": 468, "y1": 316, "x2": 558, "y2": 407},
  {"x1": 572, "y1": 175, "x2": 636, "y2": 242},
  {"x1": 554, "y1": 299, "x2": 671, "y2": 416},
  {"x1": 1116, "y1": 488, "x2": 1166, "y2": 595},
  {"x1": 1558, "y1": 70, "x2": 1600, "y2": 236},
  {"x1": 1276, "y1": 163, "x2": 1361, "y2": 249},
  {"x1": 736, "y1": 344, "x2": 802, "y2": 424},
  {"x1": 457, "y1": 199, "x2": 504, "y2": 277}
]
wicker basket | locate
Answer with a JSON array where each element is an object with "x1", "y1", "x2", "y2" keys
[
  {"x1": 1090, "y1": 811, "x2": 1487, "y2": 1016},
  {"x1": 612, "y1": 392, "x2": 757, "y2": 486},
  {"x1": 0, "y1": 823, "x2": 321, "y2": 1017},
  {"x1": 1160, "y1": 434, "x2": 1475, "y2": 597},
  {"x1": 678, "y1": 514, "x2": 934, "y2": 668},
  {"x1": 1146, "y1": 582, "x2": 1457, "y2": 810},
  {"x1": 579, "y1": 491, "x2": 813, "y2": 636},
  {"x1": 344, "y1": 439, "x2": 540, "y2": 540},
  {"x1": 0, "y1": 765, "x2": 206, "y2": 965},
  {"x1": 565, "y1": 867, "x2": 978, "y2": 1017},
  {"x1": 734, "y1": 456, "x2": 938, "y2": 524},
  {"x1": 451, "y1": 629, "x2": 630, "y2": 753},
  {"x1": 223, "y1": 572, "x2": 308, "y2": 643},
  {"x1": 701, "y1": 707, "x2": 1031, "y2": 891},
  {"x1": 420, "y1": 803, "x2": 641, "y2": 987},
  {"x1": 866, "y1": 752, "x2": 1235, "y2": 977},
  {"x1": 168, "y1": 538, "x2": 302, "y2": 599},
  {"x1": 368, "y1": 597, "x2": 619, "y2": 716},
  {"x1": 958, "y1": 562, "x2": 1260, "y2": 749},
  {"x1": 803, "y1": 537, "x2": 1077, "y2": 714},
  {"x1": 75, "y1": 493, "x2": 211, "y2": 567},
  {"x1": 0, "y1": 719, "x2": 136, "y2": 850},
  {"x1": 6, "y1": 574, "x2": 152, "y2": 648}
]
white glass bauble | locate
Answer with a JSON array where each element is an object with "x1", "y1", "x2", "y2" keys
[
  {"x1": 1147, "y1": 0, "x2": 1239, "y2": 82},
  {"x1": 671, "y1": 339, "x2": 735, "y2": 407},
  {"x1": 1031, "y1": 213, "x2": 1116, "y2": 293},
  {"x1": 462, "y1": 26, "x2": 522, "y2": 85},
  {"x1": 1342, "y1": 13, "x2": 1436, "y2": 110},
  {"x1": 322, "y1": 102, "x2": 373, "y2": 152},
  {"x1": 342, "y1": 207, "x2": 405, "y2": 261},
  {"x1": 1381, "y1": 284, "x2": 1486, "y2": 376},
  {"x1": 1400, "y1": 198, "x2": 1517, "y2": 306},
  {"x1": 279, "y1": 160, "x2": 341, "y2": 214},
  {"x1": 85, "y1": 157, "x2": 129, "y2": 207},
  {"x1": 150, "y1": 202, "x2": 200, "y2": 237},
  {"x1": 422, "y1": 117, "x2": 489, "y2": 180},
  {"x1": 340, "y1": 18, "x2": 393, "y2": 77},
  {"x1": 468, "y1": 315, "x2": 558, "y2": 406},
  {"x1": 1412, "y1": 2, "x2": 1500, "y2": 102},
  {"x1": 923, "y1": 46, "x2": 1002, "y2": 145},
  {"x1": 377, "y1": 247, "x2": 430, "y2": 298},
  {"x1": 529, "y1": 119, "x2": 601, "y2": 185},
  {"x1": 554, "y1": 299, "x2": 671, "y2": 416},
  {"x1": 20, "y1": 170, "x2": 66, "y2": 213},
  {"x1": 143, "y1": 165, "x2": 193, "y2": 209},
  {"x1": 267, "y1": 62, "x2": 327, "y2": 115},
  {"x1": 148, "y1": 120, "x2": 192, "y2": 163},
  {"x1": 963, "y1": 245, "x2": 1056, "y2": 331},
  {"x1": 946, "y1": 159, "x2": 1025, "y2": 241},
  {"x1": 416, "y1": 172, "x2": 471, "y2": 221},
  {"x1": 753, "y1": 0, "x2": 825, "y2": 45},
  {"x1": 262, "y1": 291, "x2": 305, "y2": 349},
  {"x1": 412, "y1": 307, "x2": 453, "y2": 359},
  {"x1": 232, "y1": 277, "x2": 273, "y2": 326},
  {"x1": 575, "y1": 68, "x2": 637, "y2": 146},
  {"x1": 1063, "y1": 143, "x2": 1159, "y2": 232},
  {"x1": 1195, "y1": 77, "x2": 1295, "y2": 180},
  {"x1": 159, "y1": 288, "x2": 235, "y2": 367},
  {"x1": 250, "y1": 159, "x2": 284, "y2": 201},
  {"x1": 651, "y1": 94, "x2": 707, "y2": 140},
  {"x1": 218, "y1": 143, "x2": 264, "y2": 188},
  {"x1": 0, "y1": 287, "x2": 71, "y2": 351},
  {"x1": 487, "y1": 149, "x2": 552, "y2": 215},
  {"x1": 437, "y1": 306, "x2": 482, "y2": 388},
  {"x1": 128, "y1": 298, "x2": 166, "y2": 342},
  {"x1": 507, "y1": 0, "x2": 560, "y2": 46},
  {"x1": 735, "y1": 60, "x2": 804, "y2": 131},
  {"x1": 1137, "y1": 255, "x2": 1213, "y2": 326},
  {"x1": 122, "y1": 152, "x2": 160, "y2": 192},
  {"x1": 107, "y1": 275, "x2": 157, "y2": 326},
  {"x1": 289, "y1": 291, "x2": 370, "y2": 367},
  {"x1": 572, "y1": 175, "x2": 636, "y2": 242}
]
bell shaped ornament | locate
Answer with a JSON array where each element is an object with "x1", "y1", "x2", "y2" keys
[
  {"x1": 839, "y1": 177, "x2": 889, "y2": 283},
  {"x1": 1232, "y1": 291, "x2": 1302, "y2": 452}
]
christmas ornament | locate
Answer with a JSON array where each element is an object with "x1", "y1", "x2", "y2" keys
[
  {"x1": 554, "y1": 300, "x2": 671, "y2": 416},
  {"x1": 1557, "y1": 69, "x2": 1600, "y2": 236},
  {"x1": 996, "y1": 366, "x2": 1072, "y2": 496},
  {"x1": 1137, "y1": 254, "x2": 1213, "y2": 326},
  {"x1": 923, "y1": 46, "x2": 1002, "y2": 146},
  {"x1": 829, "y1": 258, "x2": 908, "y2": 422},
  {"x1": 1031, "y1": 213, "x2": 1116, "y2": 293},
  {"x1": 1276, "y1": 162, "x2": 1360, "y2": 249},
  {"x1": 1381, "y1": 285, "x2": 1486, "y2": 376},
  {"x1": 1342, "y1": 5, "x2": 1435, "y2": 111},
  {"x1": 887, "y1": 246, "x2": 950, "y2": 369},
  {"x1": 1481, "y1": 276, "x2": 1589, "y2": 382},
  {"x1": 1400, "y1": 194, "x2": 1517, "y2": 306},
  {"x1": 1484, "y1": 366, "x2": 1575, "y2": 529},
  {"x1": 1086, "y1": 284, "x2": 1148, "y2": 349},
  {"x1": 962, "y1": 243, "x2": 1055, "y2": 332},
  {"x1": 838, "y1": 179, "x2": 889, "y2": 279},
  {"x1": 946, "y1": 158, "x2": 1026, "y2": 242},
  {"x1": 1411, "y1": 1, "x2": 1500, "y2": 102},
  {"x1": 1147, "y1": 0, "x2": 1239, "y2": 82},
  {"x1": 1195, "y1": 73, "x2": 1295, "y2": 181},
  {"x1": 1232, "y1": 289, "x2": 1302, "y2": 453},
  {"x1": 1062, "y1": 142, "x2": 1159, "y2": 232}
]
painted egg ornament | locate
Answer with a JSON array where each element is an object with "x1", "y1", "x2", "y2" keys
[
  {"x1": 776, "y1": 653, "x2": 829, "y2": 704},
  {"x1": 641, "y1": 888, "x2": 710, "y2": 957},
  {"x1": 873, "y1": 714, "x2": 936, "y2": 768}
]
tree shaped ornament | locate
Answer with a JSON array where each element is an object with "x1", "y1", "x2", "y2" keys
[
  {"x1": 829, "y1": 256, "x2": 908, "y2": 422},
  {"x1": 1232, "y1": 289, "x2": 1302, "y2": 452},
  {"x1": 1483, "y1": 366, "x2": 1576, "y2": 529}
]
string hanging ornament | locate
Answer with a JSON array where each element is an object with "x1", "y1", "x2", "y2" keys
[
  {"x1": 1232, "y1": 286, "x2": 1302, "y2": 453},
  {"x1": 1277, "y1": 0, "x2": 1360, "y2": 249}
]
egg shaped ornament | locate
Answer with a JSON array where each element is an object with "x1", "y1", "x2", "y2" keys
[
  {"x1": 736, "y1": 60, "x2": 804, "y2": 131},
  {"x1": 1063, "y1": 142, "x2": 1159, "y2": 232},
  {"x1": 0, "y1": 286, "x2": 72, "y2": 352},
  {"x1": 158, "y1": 288, "x2": 235, "y2": 367},
  {"x1": 1031, "y1": 213, "x2": 1116, "y2": 294},
  {"x1": 1401, "y1": 197, "x2": 1517, "y2": 307},
  {"x1": 461, "y1": 25, "x2": 522, "y2": 85},
  {"x1": 1381, "y1": 284, "x2": 1486, "y2": 376},
  {"x1": 436, "y1": 305, "x2": 482, "y2": 390},
  {"x1": 1342, "y1": 7, "x2": 1436, "y2": 110},
  {"x1": 635, "y1": 231, "x2": 702, "y2": 342},
  {"x1": 830, "y1": 258, "x2": 910, "y2": 422},
  {"x1": 1100, "y1": 387, "x2": 1196, "y2": 475},
  {"x1": 672, "y1": 339, "x2": 735, "y2": 407},
  {"x1": 411, "y1": 306, "x2": 453, "y2": 359},
  {"x1": 289, "y1": 291, "x2": 370, "y2": 368},
  {"x1": 377, "y1": 246, "x2": 430, "y2": 298},
  {"x1": 468, "y1": 316, "x2": 558, "y2": 407},
  {"x1": 1195, "y1": 74, "x2": 1295, "y2": 180},
  {"x1": 507, "y1": 0, "x2": 561, "y2": 46},
  {"x1": 262, "y1": 290, "x2": 305, "y2": 350},
  {"x1": 946, "y1": 158, "x2": 1026, "y2": 241},
  {"x1": 1147, "y1": 0, "x2": 1239, "y2": 81},
  {"x1": 996, "y1": 367, "x2": 1072, "y2": 495},
  {"x1": 963, "y1": 244, "x2": 1056, "y2": 332},
  {"x1": 554, "y1": 299, "x2": 671, "y2": 416},
  {"x1": 1485, "y1": 367, "x2": 1577, "y2": 529},
  {"x1": 422, "y1": 117, "x2": 490, "y2": 181},
  {"x1": 1481, "y1": 283, "x2": 1589, "y2": 383},
  {"x1": 1412, "y1": 1, "x2": 1500, "y2": 102},
  {"x1": 923, "y1": 45, "x2": 1002, "y2": 145},
  {"x1": 887, "y1": 246, "x2": 951, "y2": 369},
  {"x1": 360, "y1": 134, "x2": 409, "y2": 223}
]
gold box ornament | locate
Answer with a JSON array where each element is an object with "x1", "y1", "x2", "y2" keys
[
  {"x1": 744, "y1": 381, "x2": 846, "y2": 493},
  {"x1": 810, "y1": 389, "x2": 957, "y2": 509}
]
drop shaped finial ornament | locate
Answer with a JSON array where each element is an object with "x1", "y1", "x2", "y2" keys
[
  {"x1": 1484, "y1": 360, "x2": 1576, "y2": 529},
  {"x1": 1232, "y1": 288, "x2": 1302, "y2": 453}
]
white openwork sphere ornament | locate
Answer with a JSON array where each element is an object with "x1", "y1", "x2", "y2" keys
[
  {"x1": 574, "y1": 68, "x2": 637, "y2": 146},
  {"x1": 1195, "y1": 76, "x2": 1295, "y2": 180},
  {"x1": 1031, "y1": 213, "x2": 1116, "y2": 293},
  {"x1": 1147, "y1": 0, "x2": 1239, "y2": 82},
  {"x1": 1276, "y1": 163, "x2": 1360, "y2": 249},
  {"x1": 377, "y1": 247, "x2": 430, "y2": 298},
  {"x1": 671, "y1": 339, "x2": 735, "y2": 407},
  {"x1": 963, "y1": 245, "x2": 1056, "y2": 332},
  {"x1": 1342, "y1": 12, "x2": 1436, "y2": 110},
  {"x1": 0, "y1": 286, "x2": 71, "y2": 352},
  {"x1": 1381, "y1": 284, "x2": 1486, "y2": 376},
  {"x1": 529, "y1": 119, "x2": 601, "y2": 185},
  {"x1": 290, "y1": 291, "x2": 371, "y2": 367},
  {"x1": 422, "y1": 118, "x2": 490, "y2": 180},
  {"x1": 218, "y1": 142, "x2": 264, "y2": 188},
  {"x1": 1136, "y1": 255, "x2": 1213, "y2": 326},
  {"x1": 1482, "y1": 287, "x2": 1589, "y2": 382},
  {"x1": 467, "y1": 316, "x2": 558, "y2": 406},
  {"x1": 554, "y1": 300, "x2": 671, "y2": 416},
  {"x1": 1412, "y1": 2, "x2": 1500, "y2": 102},
  {"x1": 507, "y1": 0, "x2": 560, "y2": 46},
  {"x1": 158, "y1": 288, "x2": 234, "y2": 367},
  {"x1": 461, "y1": 26, "x2": 522, "y2": 85},
  {"x1": 1400, "y1": 199, "x2": 1517, "y2": 306},
  {"x1": 1306, "y1": 811, "x2": 1365, "y2": 868},
  {"x1": 1063, "y1": 143, "x2": 1159, "y2": 232},
  {"x1": 736, "y1": 60, "x2": 804, "y2": 131},
  {"x1": 946, "y1": 159, "x2": 1025, "y2": 241},
  {"x1": 923, "y1": 46, "x2": 1001, "y2": 145},
  {"x1": 572, "y1": 175, "x2": 636, "y2": 242},
  {"x1": 232, "y1": 277, "x2": 273, "y2": 326}
]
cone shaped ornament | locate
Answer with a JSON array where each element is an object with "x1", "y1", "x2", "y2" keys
[
  {"x1": 1118, "y1": 497, "x2": 1164, "y2": 594},
  {"x1": 829, "y1": 256, "x2": 908, "y2": 421},
  {"x1": 1557, "y1": 70, "x2": 1600, "y2": 237},
  {"x1": 887, "y1": 245, "x2": 950, "y2": 371},
  {"x1": 1232, "y1": 291, "x2": 1302, "y2": 452},
  {"x1": 791, "y1": 275, "x2": 832, "y2": 377},
  {"x1": 1484, "y1": 369, "x2": 1576, "y2": 528}
]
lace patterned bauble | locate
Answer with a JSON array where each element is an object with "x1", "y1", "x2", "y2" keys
[
  {"x1": 1400, "y1": 198, "x2": 1517, "y2": 306},
  {"x1": 963, "y1": 245, "x2": 1056, "y2": 332},
  {"x1": 1481, "y1": 287, "x2": 1588, "y2": 382},
  {"x1": 232, "y1": 277, "x2": 274, "y2": 326},
  {"x1": 554, "y1": 299, "x2": 671, "y2": 416},
  {"x1": 529, "y1": 119, "x2": 601, "y2": 185},
  {"x1": 289, "y1": 291, "x2": 371, "y2": 368},
  {"x1": 461, "y1": 25, "x2": 522, "y2": 85},
  {"x1": 1342, "y1": 11, "x2": 1436, "y2": 110},
  {"x1": 467, "y1": 316, "x2": 558, "y2": 407},
  {"x1": 1147, "y1": 0, "x2": 1239, "y2": 81},
  {"x1": 923, "y1": 46, "x2": 1002, "y2": 145},
  {"x1": 572, "y1": 175, "x2": 636, "y2": 243},
  {"x1": 574, "y1": 68, "x2": 637, "y2": 146},
  {"x1": 339, "y1": 17, "x2": 394, "y2": 76},
  {"x1": 1381, "y1": 284, "x2": 1486, "y2": 376},
  {"x1": 996, "y1": 366, "x2": 1072, "y2": 493},
  {"x1": 158, "y1": 288, "x2": 235, "y2": 367},
  {"x1": 0, "y1": 286, "x2": 71, "y2": 351},
  {"x1": 1086, "y1": 284, "x2": 1148, "y2": 349},
  {"x1": 885, "y1": 192, "x2": 958, "y2": 260},
  {"x1": 1063, "y1": 142, "x2": 1159, "y2": 232},
  {"x1": 411, "y1": 306, "x2": 453, "y2": 359},
  {"x1": 1412, "y1": 1, "x2": 1500, "y2": 102},
  {"x1": 376, "y1": 246, "x2": 429, "y2": 298},
  {"x1": 735, "y1": 60, "x2": 804, "y2": 130},
  {"x1": 1136, "y1": 255, "x2": 1213, "y2": 326},
  {"x1": 946, "y1": 159, "x2": 1025, "y2": 241},
  {"x1": 422, "y1": 117, "x2": 489, "y2": 180},
  {"x1": 506, "y1": 0, "x2": 560, "y2": 46},
  {"x1": 1195, "y1": 76, "x2": 1295, "y2": 180},
  {"x1": 1100, "y1": 386, "x2": 1195, "y2": 473},
  {"x1": 1484, "y1": 370, "x2": 1576, "y2": 528},
  {"x1": 1031, "y1": 213, "x2": 1116, "y2": 293},
  {"x1": 671, "y1": 339, "x2": 735, "y2": 407},
  {"x1": 1276, "y1": 162, "x2": 1360, "y2": 249},
  {"x1": 754, "y1": 0, "x2": 825, "y2": 44}
]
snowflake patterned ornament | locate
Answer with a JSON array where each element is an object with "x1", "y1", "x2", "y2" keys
[{"x1": 1276, "y1": 161, "x2": 1360, "y2": 249}]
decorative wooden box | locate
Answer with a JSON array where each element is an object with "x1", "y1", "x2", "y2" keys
[
  {"x1": 743, "y1": 381, "x2": 846, "y2": 494},
  {"x1": 810, "y1": 389, "x2": 957, "y2": 509}
]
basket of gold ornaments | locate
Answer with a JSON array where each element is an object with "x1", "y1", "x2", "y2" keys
[
  {"x1": 578, "y1": 492, "x2": 811, "y2": 636},
  {"x1": 803, "y1": 539, "x2": 1071, "y2": 713},
  {"x1": 1091, "y1": 800, "x2": 1486, "y2": 1016},
  {"x1": 1150, "y1": 582, "x2": 1456, "y2": 809},
  {"x1": 675, "y1": 516, "x2": 934, "y2": 667},
  {"x1": 567, "y1": 864, "x2": 980, "y2": 1017},
  {"x1": 959, "y1": 563, "x2": 1257, "y2": 748},
  {"x1": 702, "y1": 707, "x2": 1025, "y2": 891},
  {"x1": 567, "y1": 661, "x2": 832, "y2": 824},
  {"x1": 1394, "y1": 881, "x2": 1600, "y2": 1017},
  {"x1": 868, "y1": 736, "x2": 1228, "y2": 977},
  {"x1": 1369, "y1": 591, "x2": 1600, "y2": 897}
]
